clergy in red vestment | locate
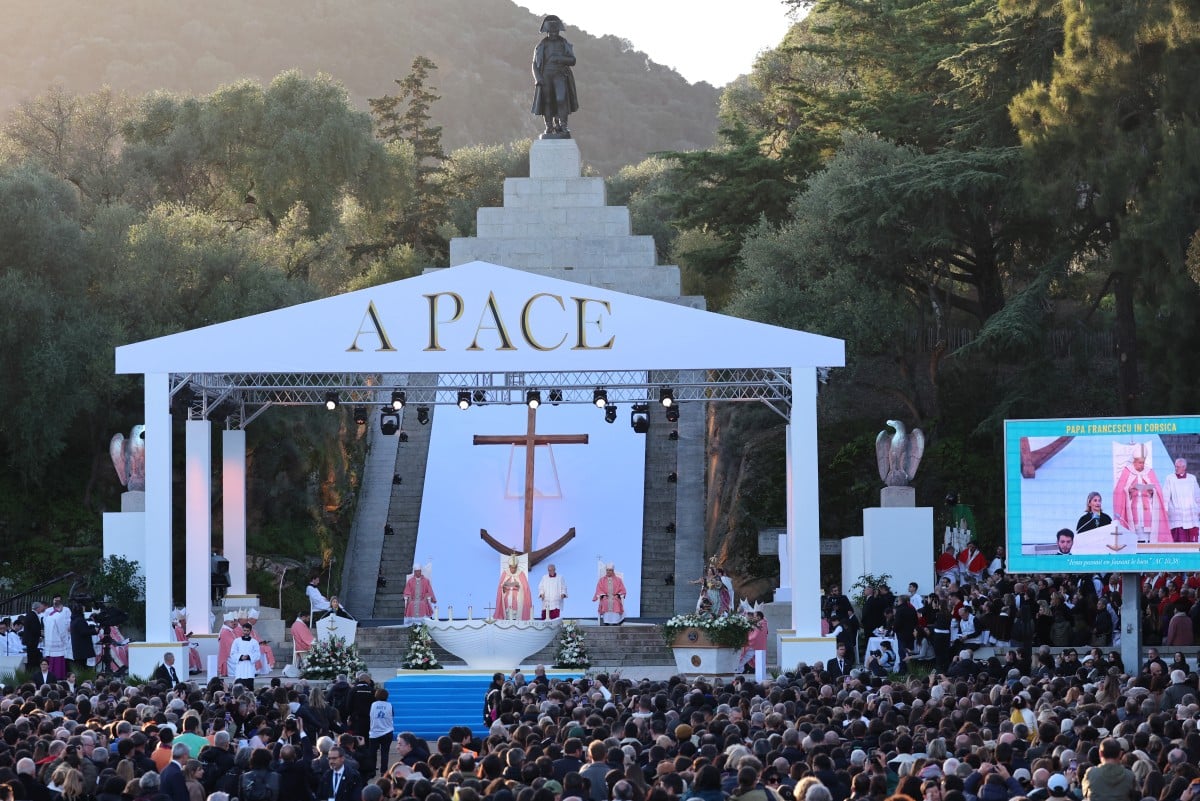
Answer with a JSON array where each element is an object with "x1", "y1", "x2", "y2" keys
[
  {"x1": 496, "y1": 554, "x2": 533, "y2": 621},
  {"x1": 957, "y1": 543, "x2": 986, "y2": 584},
  {"x1": 291, "y1": 611, "x2": 313, "y2": 660},
  {"x1": 216, "y1": 613, "x2": 236, "y2": 677},
  {"x1": 593, "y1": 563, "x2": 627, "y2": 625},
  {"x1": 1113, "y1": 445, "x2": 1169, "y2": 542},
  {"x1": 739, "y1": 610, "x2": 768, "y2": 671},
  {"x1": 403, "y1": 565, "x2": 437, "y2": 621},
  {"x1": 935, "y1": 544, "x2": 959, "y2": 584},
  {"x1": 171, "y1": 609, "x2": 201, "y2": 673}
]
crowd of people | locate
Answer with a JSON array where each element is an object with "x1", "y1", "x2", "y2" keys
[
  {"x1": 821, "y1": 566, "x2": 1200, "y2": 677},
  {"x1": 5, "y1": 564, "x2": 1200, "y2": 801},
  {"x1": 0, "y1": 615, "x2": 1199, "y2": 801}
]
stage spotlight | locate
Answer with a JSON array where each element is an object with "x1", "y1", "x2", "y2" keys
[
  {"x1": 353, "y1": 406, "x2": 368, "y2": 425},
  {"x1": 630, "y1": 403, "x2": 649, "y2": 434},
  {"x1": 549, "y1": 389, "x2": 563, "y2": 405},
  {"x1": 592, "y1": 387, "x2": 608, "y2": 408},
  {"x1": 526, "y1": 389, "x2": 541, "y2": 409},
  {"x1": 324, "y1": 391, "x2": 339, "y2": 411},
  {"x1": 457, "y1": 390, "x2": 472, "y2": 410},
  {"x1": 379, "y1": 408, "x2": 400, "y2": 435},
  {"x1": 604, "y1": 404, "x2": 618, "y2": 424},
  {"x1": 398, "y1": 431, "x2": 409, "y2": 443},
  {"x1": 390, "y1": 390, "x2": 406, "y2": 411},
  {"x1": 668, "y1": 430, "x2": 679, "y2": 441},
  {"x1": 473, "y1": 389, "x2": 488, "y2": 405},
  {"x1": 417, "y1": 406, "x2": 430, "y2": 425},
  {"x1": 667, "y1": 472, "x2": 678, "y2": 483},
  {"x1": 666, "y1": 405, "x2": 680, "y2": 423},
  {"x1": 659, "y1": 386, "x2": 675, "y2": 407}
]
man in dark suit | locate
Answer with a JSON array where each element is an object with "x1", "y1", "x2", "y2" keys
[
  {"x1": 159, "y1": 742, "x2": 191, "y2": 801},
  {"x1": 152, "y1": 652, "x2": 182, "y2": 688},
  {"x1": 21, "y1": 601, "x2": 44, "y2": 673},
  {"x1": 316, "y1": 747, "x2": 363, "y2": 801},
  {"x1": 828, "y1": 643, "x2": 851, "y2": 680},
  {"x1": 33, "y1": 659, "x2": 54, "y2": 688}
]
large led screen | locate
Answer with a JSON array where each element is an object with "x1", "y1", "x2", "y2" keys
[{"x1": 1005, "y1": 416, "x2": 1200, "y2": 574}]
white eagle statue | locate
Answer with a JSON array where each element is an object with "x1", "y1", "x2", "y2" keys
[
  {"x1": 875, "y1": 419, "x2": 925, "y2": 487},
  {"x1": 109, "y1": 424, "x2": 147, "y2": 491}
]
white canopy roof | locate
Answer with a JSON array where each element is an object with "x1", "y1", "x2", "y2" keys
[{"x1": 116, "y1": 260, "x2": 843, "y2": 375}]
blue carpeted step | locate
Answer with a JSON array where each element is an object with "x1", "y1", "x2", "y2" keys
[{"x1": 385, "y1": 670, "x2": 583, "y2": 740}]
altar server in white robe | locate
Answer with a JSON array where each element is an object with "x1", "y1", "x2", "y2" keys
[
  {"x1": 227, "y1": 622, "x2": 261, "y2": 689},
  {"x1": 538, "y1": 564, "x2": 568, "y2": 619}
]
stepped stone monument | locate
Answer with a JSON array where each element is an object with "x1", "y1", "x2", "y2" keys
[{"x1": 449, "y1": 139, "x2": 700, "y2": 305}]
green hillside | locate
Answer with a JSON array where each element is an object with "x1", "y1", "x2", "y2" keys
[{"x1": 0, "y1": 0, "x2": 721, "y2": 173}]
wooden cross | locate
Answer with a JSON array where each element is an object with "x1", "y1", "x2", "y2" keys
[{"x1": 473, "y1": 406, "x2": 587, "y2": 567}]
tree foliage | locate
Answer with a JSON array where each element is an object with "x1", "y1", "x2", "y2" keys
[
  {"x1": 370, "y1": 57, "x2": 449, "y2": 258},
  {"x1": 1007, "y1": 0, "x2": 1200, "y2": 414},
  {"x1": 122, "y1": 71, "x2": 388, "y2": 235}
]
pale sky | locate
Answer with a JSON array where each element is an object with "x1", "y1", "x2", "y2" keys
[{"x1": 514, "y1": 1, "x2": 800, "y2": 87}]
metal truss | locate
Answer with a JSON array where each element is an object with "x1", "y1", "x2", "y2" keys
[{"x1": 172, "y1": 367, "x2": 793, "y2": 427}]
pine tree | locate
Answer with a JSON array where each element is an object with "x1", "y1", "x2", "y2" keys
[{"x1": 370, "y1": 56, "x2": 449, "y2": 259}]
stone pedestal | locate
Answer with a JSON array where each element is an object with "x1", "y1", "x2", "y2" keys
[
  {"x1": 762, "y1": 601, "x2": 792, "y2": 666},
  {"x1": 880, "y1": 486, "x2": 916, "y2": 507},
  {"x1": 127, "y1": 642, "x2": 183, "y2": 681},
  {"x1": 103, "y1": 501, "x2": 145, "y2": 575},
  {"x1": 857, "y1": 507, "x2": 934, "y2": 598},
  {"x1": 776, "y1": 633, "x2": 839, "y2": 673}
]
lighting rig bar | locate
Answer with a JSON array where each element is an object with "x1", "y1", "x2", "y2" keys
[{"x1": 172, "y1": 367, "x2": 795, "y2": 427}]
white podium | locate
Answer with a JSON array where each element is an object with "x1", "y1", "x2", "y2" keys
[{"x1": 316, "y1": 616, "x2": 357, "y2": 646}]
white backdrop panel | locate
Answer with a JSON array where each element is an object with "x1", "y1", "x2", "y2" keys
[{"x1": 413, "y1": 403, "x2": 645, "y2": 619}]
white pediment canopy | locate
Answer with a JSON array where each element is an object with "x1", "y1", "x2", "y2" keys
[{"x1": 116, "y1": 260, "x2": 843, "y2": 375}]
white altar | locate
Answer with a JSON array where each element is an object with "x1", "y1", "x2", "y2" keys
[{"x1": 422, "y1": 618, "x2": 560, "y2": 670}]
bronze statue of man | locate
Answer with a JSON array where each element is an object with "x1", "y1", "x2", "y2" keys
[{"x1": 531, "y1": 15, "x2": 578, "y2": 138}]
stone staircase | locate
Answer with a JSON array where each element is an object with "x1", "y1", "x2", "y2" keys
[
  {"x1": 353, "y1": 622, "x2": 673, "y2": 669},
  {"x1": 372, "y1": 400, "x2": 437, "y2": 618}
]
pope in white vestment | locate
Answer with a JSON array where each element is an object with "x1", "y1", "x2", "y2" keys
[{"x1": 537, "y1": 564, "x2": 568, "y2": 619}]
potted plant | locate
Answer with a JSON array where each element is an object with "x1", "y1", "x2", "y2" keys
[
  {"x1": 300, "y1": 635, "x2": 367, "y2": 680},
  {"x1": 552, "y1": 620, "x2": 591, "y2": 669},
  {"x1": 401, "y1": 623, "x2": 443, "y2": 670}
]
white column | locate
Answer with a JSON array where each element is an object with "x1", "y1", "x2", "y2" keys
[
  {"x1": 787, "y1": 369, "x2": 821, "y2": 635},
  {"x1": 779, "y1": 367, "x2": 827, "y2": 669},
  {"x1": 142, "y1": 373, "x2": 173, "y2": 643},
  {"x1": 185, "y1": 420, "x2": 213, "y2": 633},
  {"x1": 223, "y1": 429, "x2": 248, "y2": 595}
]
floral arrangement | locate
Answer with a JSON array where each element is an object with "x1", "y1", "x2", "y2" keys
[
  {"x1": 661, "y1": 611, "x2": 755, "y2": 649},
  {"x1": 552, "y1": 619, "x2": 591, "y2": 669},
  {"x1": 301, "y1": 635, "x2": 367, "y2": 680},
  {"x1": 402, "y1": 623, "x2": 442, "y2": 670}
]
